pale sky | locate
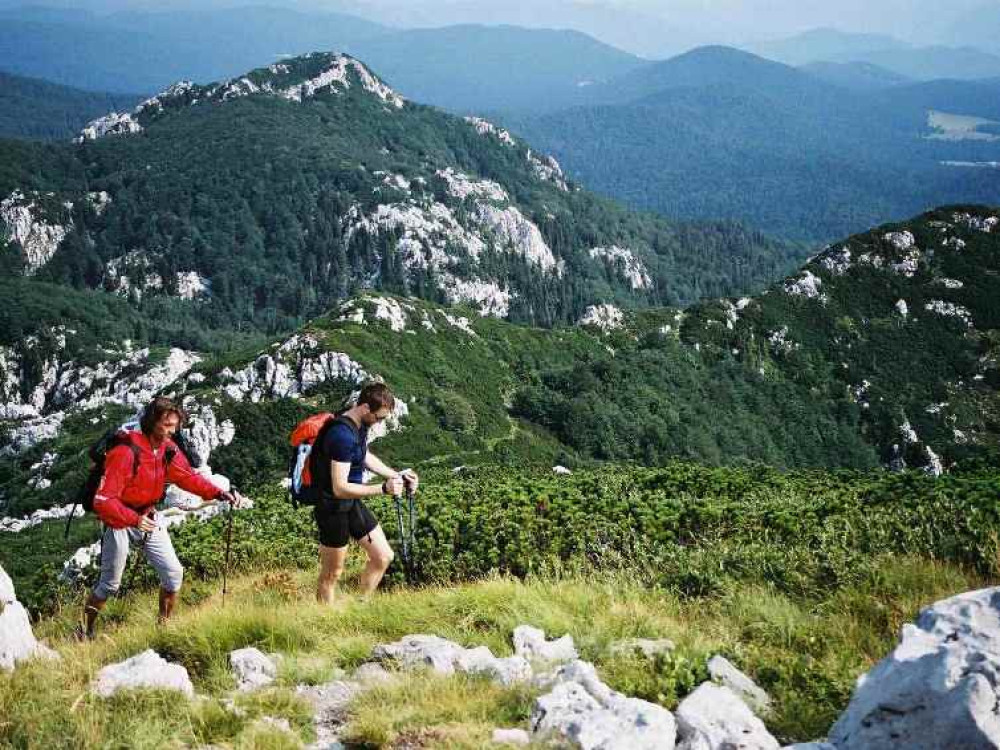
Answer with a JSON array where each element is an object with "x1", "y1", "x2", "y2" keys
[{"x1": 3, "y1": 0, "x2": 995, "y2": 50}]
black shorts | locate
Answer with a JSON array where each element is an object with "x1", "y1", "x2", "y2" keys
[{"x1": 314, "y1": 498, "x2": 379, "y2": 548}]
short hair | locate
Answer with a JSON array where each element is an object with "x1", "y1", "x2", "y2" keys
[
  {"x1": 357, "y1": 382, "x2": 395, "y2": 413},
  {"x1": 140, "y1": 396, "x2": 187, "y2": 435}
]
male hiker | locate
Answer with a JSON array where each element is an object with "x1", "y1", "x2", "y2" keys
[
  {"x1": 313, "y1": 382, "x2": 418, "y2": 604},
  {"x1": 80, "y1": 397, "x2": 244, "y2": 638}
]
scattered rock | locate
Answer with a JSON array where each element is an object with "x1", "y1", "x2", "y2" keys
[
  {"x1": 372, "y1": 634, "x2": 466, "y2": 675},
  {"x1": 352, "y1": 661, "x2": 394, "y2": 685},
  {"x1": 513, "y1": 625, "x2": 578, "y2": 663},
  {"x1": 532, "y1": 670, "x2": 676, "y2": 750},
  {"x1": 707, "y1": 655, "x2": 772, "y2": 716},
  {"x1": 675, "y1": 683, "x2": 779, "y2": 750},
  {"x1": 492, "y1": 728, "x2": 531, "y2": 745},
  {"x1": 0, "y1": 563, "x2": 59, "y2": 671},
  {"x1": 609, "y1": 638, "x2": 676, "y2": 659},
  {"x1": 230, "y1": 647, "x2": 278, "y2": 691},
  {"x1": 828, "y1": 586, "x2": 1000, "y2": 749},
  {"x1": 92, "y1": 650, "x2": 194, "y2": 697},
  {"x1": 372, "y1": 634, "x2": 533, "y2": 686},
  {"x1": 297, "y1": 679, "x2": 360, "y2": 750},
  {"x1": 782, "y1": 744, "x2": 835, "y2": 749},
  {"x1": 455, "y1": 646, "x2": 532, "y2": 686}
]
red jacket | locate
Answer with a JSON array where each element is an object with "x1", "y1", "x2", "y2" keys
[{"x1": 93, "y1": 430, "x2": 223, "y2": 529}]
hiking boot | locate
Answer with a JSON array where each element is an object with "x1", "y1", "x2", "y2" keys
[{"x1": 72, "y1": 623, "x2": 95, "y2": 642}]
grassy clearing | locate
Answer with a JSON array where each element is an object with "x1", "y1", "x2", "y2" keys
[{"x1": 2, "y1": 555, "x2": 990, "y2": 749}]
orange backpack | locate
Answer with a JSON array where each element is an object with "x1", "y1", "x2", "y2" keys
[{"x1": 288, "y1": 412, "x2": 343, "y2": 507}]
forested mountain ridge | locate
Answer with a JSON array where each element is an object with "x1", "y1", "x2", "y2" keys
[
  {"x1": 0, "y1": 51, "x2": 801, "y2": 357},
  {"x1": 0, "y1": 71, "x2": 140, "y2": 141},
  {"x1": 4, "y1": 205, "x2": 999, "y2": 525}
]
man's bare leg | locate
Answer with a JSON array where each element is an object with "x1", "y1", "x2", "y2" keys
[
  {"x1": 358, "y1": 525, "x2": 394, "y2": 596},
  {"x1": 158, "y1": 589, "x2": 178, "y2": 623},
  {"x1": 317, "y1": 544, "x2": 348, "y2": 604}
]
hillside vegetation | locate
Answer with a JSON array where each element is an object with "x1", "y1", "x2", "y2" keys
[{"x1": 2, "y1": 464, "x2": 998, "y2": 746}]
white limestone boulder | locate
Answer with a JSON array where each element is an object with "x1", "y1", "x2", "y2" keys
[
  {"x1": 230, "y1": 647, "x2": 278, "y2": 691},
  {"x1": 455, "y1": 645, "x2": 533, "y2": 686},
  {"x1": 372, "y1": 635, "x2": 532, "y2": 686},
  {"x1": 533, "y1": 659, "x2": 676, "y2": 749},
  {"x1": 708, "y1": 655, "x2": 773, "y2": 716},
  {"x1": 371, "y1": 634, "x2": 467, "y2": 674},
  {"x1": 513, "y1": 625, "x2": 579, "y2": 662},
  {"x1": 92, "y1": 650, "x2": 194, "y2": 697},
  {"x1": 828, "y1": 586, "x2": 1000, "y2": 749},
  {"x1": 676, "y1": 683, "x2": 779, "y2": 750},
  {"x1": 493, "y1": 728, "x2": 531, "y2": 745},
  {"x1": 0, "y1": 563, "x2": 59, "y2": 671}
]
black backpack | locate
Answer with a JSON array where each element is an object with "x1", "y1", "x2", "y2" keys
[{"x1": 63, "y1": 429, "x2": 195, "y2": 538}]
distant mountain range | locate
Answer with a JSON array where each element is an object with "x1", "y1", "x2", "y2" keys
[
  {"x1": 0, "y1": 5, "x2": 388, "y2": 92},
  {"x1": 748, "y1": 27, "x2": 1000, "y2": 81},
  {"x1": 500, "y1": 46, "x2": 1000, "y2": 241},
  {"x1": 342, "y1": 25, "x2": 645, "y2": 114}
]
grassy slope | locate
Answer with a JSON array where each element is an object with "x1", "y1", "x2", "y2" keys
[{"x1": 2, "y1": 562, "x2": 990, "y2": 748}]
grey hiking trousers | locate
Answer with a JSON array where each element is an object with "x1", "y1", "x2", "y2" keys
[{"x1": 92, "y1": 519, "x2": 183, "y2": 599}]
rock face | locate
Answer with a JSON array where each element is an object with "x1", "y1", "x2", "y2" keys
[
  {"x1": 230, "y1": 647, "x2": 278, "y2": 691},
  {"x1": 532, "y1": 660, "x2": 677, "y2": 750},
  {"x1": 0, "y1": 191, "x2": 70, "y2": 274},
  {"x1": 0, "y1": 564, "x2": 57, "y2": 671},
  {"x1": 92, "y1": 650, "x2": 194, "y2": 697},
  {"x1": 675, "y1": 683, "x2": 779, "y2": 750},
  {"x1": 828, "y1": 586, "x2": 1000, "y2": 749}
]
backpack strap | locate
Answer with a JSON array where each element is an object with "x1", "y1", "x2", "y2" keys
[{"x1": 309, "y1": 414, "x2": 360, "y2": 506}]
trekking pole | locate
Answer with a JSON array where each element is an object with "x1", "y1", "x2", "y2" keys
[
  {"x1": 393, "y1": 489, "x2": 411, "y2": 583},
  {"x1": 406, "y1": 484, "x2": 417, "y2": 582},
  {"x1": 222, "y1": 495, "x2": 235, "y2": 605}
]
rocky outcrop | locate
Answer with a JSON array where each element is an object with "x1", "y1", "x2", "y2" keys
[
  {"x1": 220, "y1": 334, "x2": 369, "y2": 404},
  {"x1": 588, "y1": 246, "x2": 651, "y2": 290},
  {"x1": 0, "y1": 564, "x2": 58, "y2": 671},
  {"x1": 92, "y1": 650, "x2": 194, "y2": 697},
  {"x1": 828, "y1": 586, "x2": 1000, "y2": 749},
  {"x1": 578, "y1": 304, "x2": 624, "y2": 333},
  {"x1": 0, "y1": 191, "x2": 70, "y2": 274}
]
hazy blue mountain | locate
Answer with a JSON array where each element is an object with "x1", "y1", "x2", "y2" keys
[
  {"x1": 0, "y1": 5, "x2": 388, "y2": 92},
  {"x1": 800, "y1": 61, "x2": 912, "y2": 91},
  {"x1": 575, "y1": 46, "x2": 846, "y2": 111},
  {"x1": 500, "y1": 46, "x2": 1000, "y2": 241},
  {"x1": 0, "y1": 71, "x2": 140, "y2": 140},
  {"x1": 321, "y1": 0, "x2": 700, "y2": 59},
  {"x1": 344, "y1": 24, "x2": 646, "y2": 114},
  {"x1": 749, "y1": 27, "x2": 1000, "y2": 81},
  {"x1": 750, "y1": 28, "x2": 911, "y2": 66},
  {"x1": 858, "y1": 45, "x2": 1000, "y2": 81}
]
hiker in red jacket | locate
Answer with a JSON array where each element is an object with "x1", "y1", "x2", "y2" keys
[{"x1": 79, "y1": 397, "x2": 243, "y2": 638}]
